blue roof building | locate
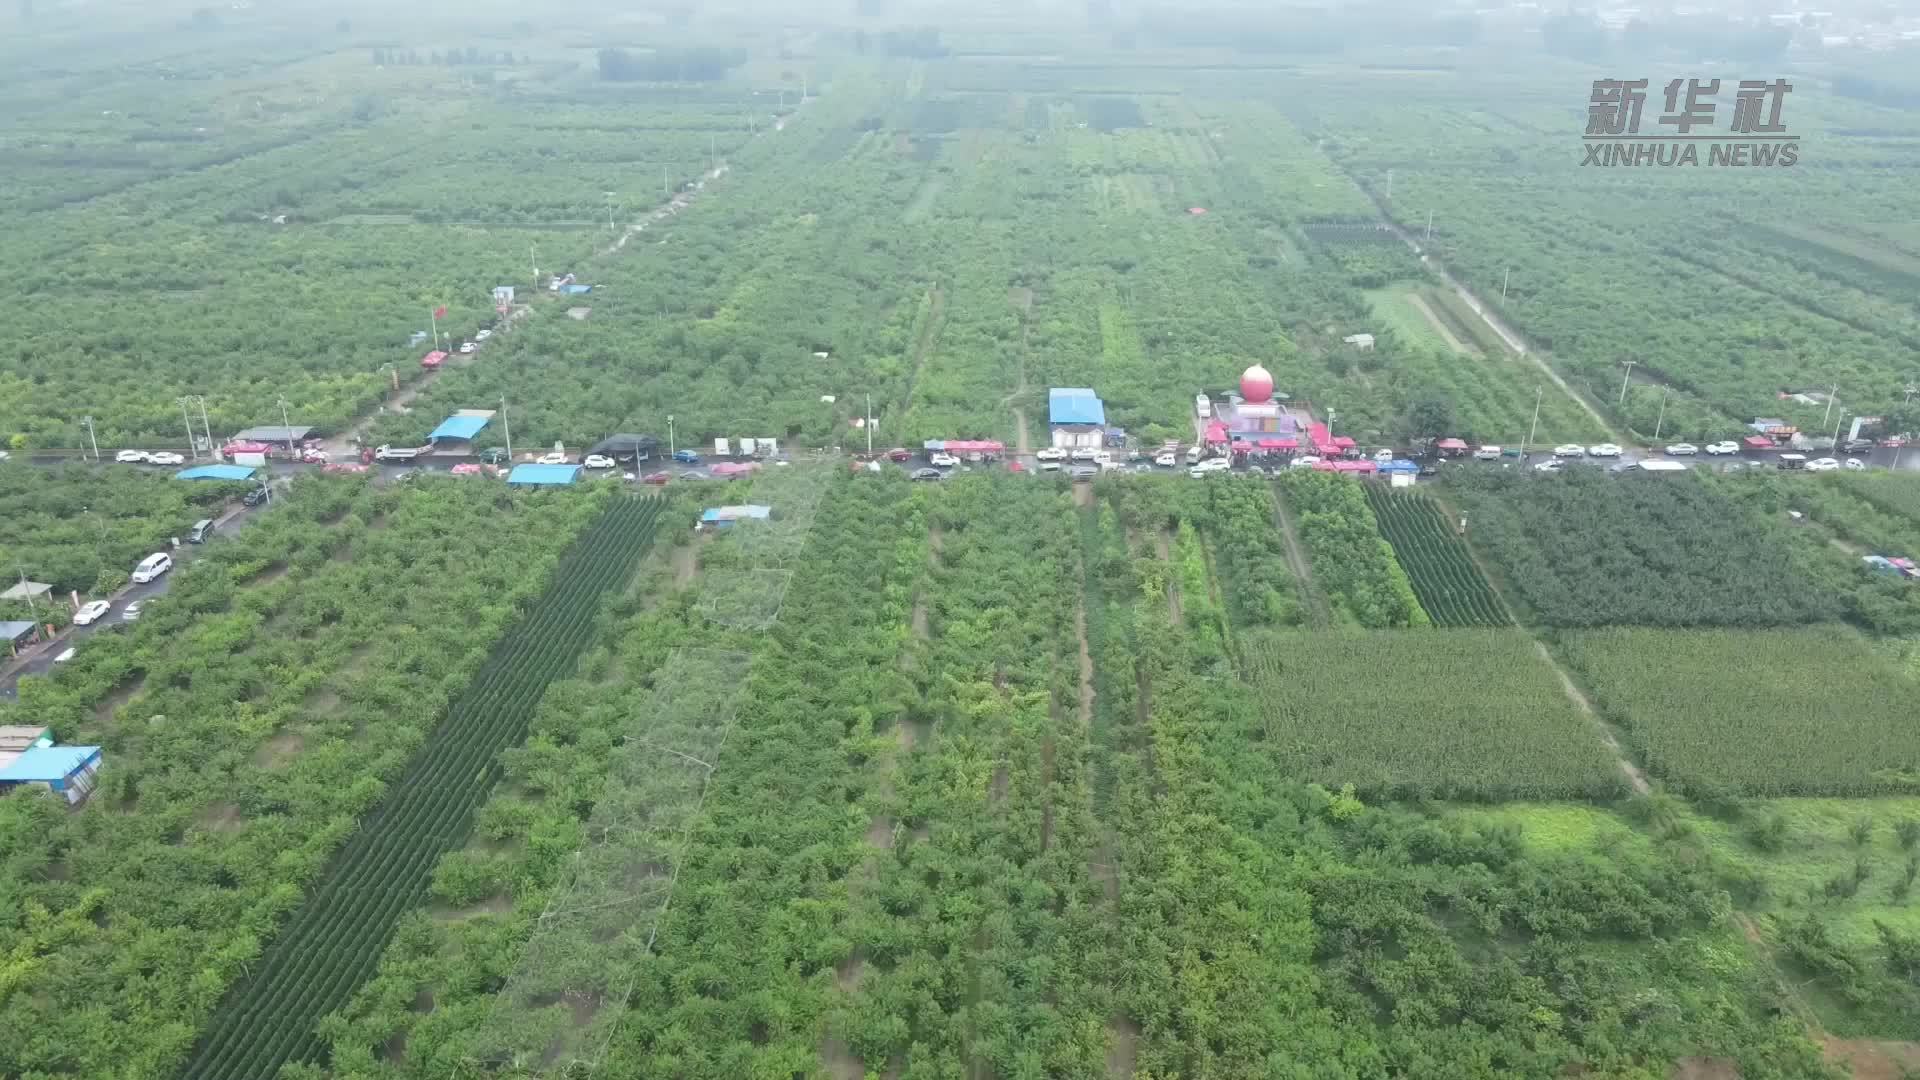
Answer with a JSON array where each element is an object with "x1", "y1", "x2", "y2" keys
[
  {"x1": 561, "y1": 284, "x2": 593, "y2": 295},
  {"x1": 699, "y1": 505, "x2": 773, "y2": 529},
  {"x1": 1049, "y1": 388, "x2": 1106, "y2": 427},
  {"x1": 428, "y1": 414, "x2": 491, "y2": 442},
  {"x1": 507, "y1": 463, "x2": 582, "y2": 486},
  {"x1": 176, "y1": 464, "x2": 257, "y2": 481},
  {"x1": 0, "y1": 745, "x2": 103, "y2": 805}
]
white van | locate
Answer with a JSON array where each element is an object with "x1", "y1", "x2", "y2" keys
[
  {"x1": 131, "y1": 552, "x2": 172, "y2": 583},
  {"x1": 1186, "y1": 445, "x2": 1204, "y2": 465}
]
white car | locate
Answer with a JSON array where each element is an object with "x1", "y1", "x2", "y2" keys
[
  {"x1": 1038, "y1": 460, "x2": 1062, "y2": 472},
  {"x1": 1552, "y1": 444, "x2": 1586, "y2": 458},
  {"x1": 1533, "y1": 459, "x2": 1563, "y2": 473},
  {"x1": 115, "y1": 449, "x2": 150, "y2": 463},
  {"x1": 475, "y1": 329, "x2": 493, "y2": 341},
  {"x1": 1035, "y1": 448, "x2": 1066, "y2": 462},
  {"x1": 1070, "y1": 447, "x2": 1101, "y2": 462},
  {"x1": 1587, "y1": 443, "x2": 1623, "y2": 458},
  {"x1": 1664, "y1": 443, "x2": 1698, "y2": 456},
  {"x1": 1807, "y1": 457, "x2": 1840, "y2": 472},
  {"x1": 1291, "y1": 455, "x2": 1322, "y2": 469},
  {"x1": 1195, "y1": 457, "x2": 1231, "y2": 473},
  {"x1": 458, "y1": 342, "x2": 476, "y2": 354},
  {"x1": 1705, "y1": 441, "x2": 1740, "y2": 456},
  {"x1": 121, "y1": 601, "x2": 144, "y2": 622},
  {"x1": 1373, "y1": 448, "x2": 1395, "y2": 463},
  {"x1": 1845, "y1": 458, "x2": 1866, "y2": 471},
  {"x1": 148, "y1": 451, "x2": 185, "y2": 466},
  {"x1": 537, "y1": 452, "x2": 567, "y2": 465},
  {"x1": 582, "y1": 454, "x2": 616, "y2": 469},
  {"x1": 1153, "y1": 452, "x2": 1177, "y2": 468},
  {"x1": 1473, "y1": 446, "x2": 1502, "y2": 460},
  {"x1": 73, "y1": 600, "x2": 112, "y2": 626},
  {"x1": 929, "y1": 452, "x2": 959, "y2": 468}
]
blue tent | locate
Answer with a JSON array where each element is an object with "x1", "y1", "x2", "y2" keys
[
  {"x1": 428, "y1": 414, "x2": 491, "y2": 441},
  {"x1": 176, "y1": 464, "x2": 256, "y2": 481},
  {"x1": 507, "y1": 464, "x2": 582, "y2": 486}
]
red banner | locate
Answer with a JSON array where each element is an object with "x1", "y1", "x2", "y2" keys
[{"x1": 433, "y1": 305, "x2": 447, "y2": 319}]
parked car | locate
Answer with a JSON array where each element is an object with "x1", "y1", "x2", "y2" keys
[
  {"x1": 243, "y1": 486, "x2": 268, "y2": 507},
  {"x1": 1038, "y1": 460, "x2": 1062, "y2": 472},
  {"x1": 1778, "y1": 454, "x2": 1808, "y2": 470},
  {"x1": 643, "y1": 471, "x2": 671, "y2": 485},
  {"x1": 583, "y1": 454, "x2": 616, "y2": 469},
  {"x1": 187, "y1": 518, "x2": 216, "y2": 543},
  {"x1": 1071, "y1": 465, "x2": 1099, "y2": 481},
  {"x1": 115, "y1": 449, "x2": 150, "y2": 463},
  {"x1": 1070, "y1": 447, "x2": 1101, "y2": 462},
  {"x1": 1153, "y1": 452, "x2": 1177, "y2": 468},
  {"x1": 1845, "y1": 458, "x2": 1867, "y2": 471},
  {"x1": 1473, "y1": 445, "x2": 1502, "y2": 460},
  {"x1": 1186, "y1": 465, "x2": 1215, "y2": 479},
  {"x1": 53, "y1": 647, "x2": 76, "y2": 664},
  {"x1": 1373, "y1": 448, "x2": 1395, "y2": 463},
  {"x1": 536, "y1": 452, "x2": 566, "y2": 465},
  {"x1": 1035, "y1": 448, "x2": 1067, "y2": 462},
  {"x1": 929, "y1": 452, "x2": 959, "y2": 468},
  {"x1": 479, "y1": 446, "x2": 511, "y2": 465},
  {"x1": 1664, "y1": 443, "x2": 1698, "y2": 456},
  {"x1": 1196, "y1": 457, "x2": 1231, "y2": 473},
  {"x1": 121, "y1": 601, "x2": 144, "y2": 622},
  {"x1": 672, "y1": 449, "x2": 701, "y2": 464},
  {"x1": 1552, "y1": 444, "x2": 1586, "y2": 458},
  {"x1": 910, "y1": 467, "x2": 944, "y2": 481},
  {"x1": 1586, "y1": 443, "x2": 1622, "y2": 458},
  {"x1": 1533, "y1": 459, "x2": 1563, "y2": 472},
  {"x1": 1705, "y1": 441, "x2": 1740, "y2": 456},
  {"x1": 1843, "y1": 437, "x2": 1874, "y2": 453},
  {"x1": 475, "y1": 329, "x2": 493, "y2": 341},
  {"x1": 1246, "y1": 464, "x2": 1267, "y2": 476},
  {"x1": 148, "y1": 451, "x2": 185, "y2": 465},
  {"x1": 131, "y1": 552, "x2": 172, "y2": 583},
  {"x1": 887, "y1": 448, "x2": 912, "y2": 462},
  {"x1": 1807, "y1": 457, "x2": 1840, "y2": 471},
  {"x1": 300, "y1": 448, "x2": 329, "y2": 464},
  {"x1": 458, "y1": 342, "x2": 476, "y2": 354},
  {"x1": 1292, "y1": 455, "x2": 1322, "y2": 469},
  {"x1": 73, "y1": 599, "x2": 112, "y2": 626}
]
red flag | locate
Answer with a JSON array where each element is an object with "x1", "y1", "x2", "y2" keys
[{"x1": 433, "y1": 305, "x2": 447, "y2": 319}]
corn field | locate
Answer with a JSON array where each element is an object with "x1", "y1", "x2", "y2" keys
[{"x1": 1364, "y1": 487, "x2": 1507, "y2": 627}]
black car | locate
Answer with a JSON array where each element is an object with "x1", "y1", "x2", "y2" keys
[
  {"x1": 910, "y1": 468, "x2": 943, "y2": 481},
  {"x1": 479, "y1": 446, "x2": 510, "y2": 465},
  {"x1": 1843, "y1": 438, "x2": 1875, "y2": 453},
  {"x1": 242, "y1": 487, "x2": 268, "y2": 507}
]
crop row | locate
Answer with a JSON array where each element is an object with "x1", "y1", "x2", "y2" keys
[
  {"x1": 1364, "y1": 487, "x2": 1506, "y2": 627},
  {"x1": 179, "y1": 496, "x2": 664, "y2": 1080}
]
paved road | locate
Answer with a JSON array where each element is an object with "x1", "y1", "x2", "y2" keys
[{"x1": 0, "y1": 482, "x2": 281, "y2": 699}]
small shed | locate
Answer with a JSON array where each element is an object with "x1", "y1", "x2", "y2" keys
[
  {"x1": 176, "y1": 464, "x2": 256, "y2": 481},
  {"x1": 506, "y1": 464, "x2": 582, "y2": 486},
  {"x1": 1048, "y1": 389, "x2": 1108, "y2": 451},
  {"x1": 427, "y1": 411, "x2": 493, "y2": 444},
  {"x1": 0, "y1": 622, "x2": 42, "y2": 657},
  {"x1": 1342, "y1": 333, "x2": 1376, "y2": 350},
  {"x1": 0, "y1": 580, "x2": 52, "y2": 605},
  {"x1": 231, "y1": 425, "x2": 313, "y2": 444},
  {"x1": 699, "y1": 505, "x2": 773, "y2": 530},
  {"x1": 0, "y1": 745, "x2": 103, "y2": 805},
  {"x1": 0, "y1": 725, "x2": 54, "y2": 773},
  {"x1": 561, "y1": 284, "x2": 593, "y2": 296}
]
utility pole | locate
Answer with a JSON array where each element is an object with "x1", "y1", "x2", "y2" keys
[
  {"x1": 1327, "y1": 407, "x2": 1337, "y2": 445},
  {"x1": 177, "y1": 397, "x2": 199, "y2": 460},
  {"x1": 531, "y1": 242, "x2": 538, "y2": 288},
  {"x1": 1821, "y1": 383, "x2": 1839, "y2": 432},
  {"x1": 1653, "y1": 389, "x2": 1668, "y2": 442},
  {"x1": 81, "y1": 415, "x2": 99, "y2": 462},
  {"x1": 1832, "y1": 408, "x2": 1846, "y2": 451},
  {"x1": 17, "y1": 568, "x2": 37, "y2": 618},
  {"x1": 663, "y1": 165, "x2": 670, "y2": 199},
  {"x1": 667, "y1": 414, "x2": 675, "y2": 457},
  {"x1": 864, "y1": 395, "x2": 873, "y2": 456},
  {"x1": 1618, "y1": 361, "x2": 1637, "y2": 406},
  {"x1": 196, "y1": 396, "x2": 212, "y2": 453},
  {"x1": 500, "y1": 397, "x2": 513, "y2": 462},
  {"x1": 1525, "y1": 387, "x2": 1542, "y2": 455},
  {"x1": 1500, "y1": 267, "x2": 1511, "y2": 303},
  {"x1": 277, "y1": 397, "x2": 295, "y2": 459},
  {"x1": 709, "y1": 133, "x2": 717, "y2": 173},
  {"x1": 1424, "y1": 208, "x2": 1434, "y2": 241},
  {"x1": 605, "y1": 191, "x2": 616, "y2": 233},
  {"x1": 1385, "y1": 169, "x2": 1392, "y2": 200}
]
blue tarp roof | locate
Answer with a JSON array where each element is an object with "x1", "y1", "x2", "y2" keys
[
  {"x1": 1048, "y1": 388, "x2": 1106, "y2": 426},
  {"x1": 701, "y1": 505, "x2": 772, "y2": 523},
  {"x1": 506, "y1": 463, "x2": 582, "y2": 486},
  {"x1": 0, "y1": 745, "x2": 100, "y2": 783},
  {"x1": 429, "y1": 414, "x2": 491, "y2": 441},
  {"x1": 561, "y1": 284, "x2": 593, "y2": 295},
  {"x1": 175, "y1": 464, "x2": 256, "y2": 481},
  {"x1": 1380, "y1": 460, "x2": 1420, "y2": 473}
]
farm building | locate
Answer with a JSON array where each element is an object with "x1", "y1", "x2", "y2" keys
[
  {"x1": 506, "y1": 463, "x2": 582, "y2": 486},
  {"x1": 0, "y1": 622, "x2": 43, "y2": 657},
  {"x1": 176, "y1": 464, "x2": 257, "y2": 481},
  {"x1": 427, "y1": 410, "x2": 494, "y2": 450},
  {"x1": 1049, "y1": 388, "x2": 1108, "y2": 451},
  {"x1": 1, "y1": 580, "x2": 52, "y2": 605},
  {"x1": 0, "y1": 744, "x2": 103, "y2": 805},
  {"x1": 587, "y1": 433, "x2": 659, "y2": 462},
  {"x1": 1380, "y1": 460, "x2": 1420, "y2": 487},
  {"x1": 1215, "y1": 365, "x2": 1299, "y2": 441},
  {"x1": 1342, "y1": 333, "x2": 1376, "y2": 350},
  {"x1": 699, "y1": 505, "x2": 773, "y2": 530},
  {"x1": 230, "y1": 425, "x2": 313, "y2": 444},
  {"x1": 0, "y1": 724, "x2": 54, "y2": 757}
]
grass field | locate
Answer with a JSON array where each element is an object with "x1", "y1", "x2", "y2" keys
[
  {"x1": 1241, "y1": 628, "x2": 1624, "y2": 801},
  {"x1": 1560, "y1": 627, "x2": 1920, "y2": 797}
]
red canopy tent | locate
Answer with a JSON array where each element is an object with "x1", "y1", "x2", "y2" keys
[
  {"x1": 1204, "y1": 421, "x2": 1229, "y2": 445},
  {"x1": 1312, "y1": 459, "x2": 1378, "y2": 473},
  {"x1": 1742, "y1": 435, "x2": 1773, "y2": 449},
  {"x1": 1436, "y1": 438, "x2": 1469, "y2": 449},
  {"x1": 1256, "y1": 438, "x2": 1299, "y2": 450}
]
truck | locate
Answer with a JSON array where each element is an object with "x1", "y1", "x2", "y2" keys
[
  {"x1": 374, "y1": 444, "x2": 432, "y2": 462},
  {"x1": 713, "y1": 437, "x2": 730, "y2": 457},
  {"x1": 231, "y1": 451, "x2": 268, "y2": 468},
  {"x1": 738, "y1": 438, "x2": 757, "y2": 457}
]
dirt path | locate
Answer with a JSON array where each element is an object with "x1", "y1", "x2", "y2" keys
[
  {"x1": 1153, "y1": 531, "x2": 1183, "y2": 624},
  {"x1": 1407, "y1": 290, "x2": 1478, "y2": 356},
  {"x1": 1532, "y1": 640, "x2": 1651, "y2": 795},
  {"x1": 1004, "y1": 286, "x2": 1035, "y2": 456},
  {"x1": 1269, "y1": 485, "x2": 1332, "y2": 627},
  {"x1": 897, "y1": 288, "x2": 947, "y2": 417}
]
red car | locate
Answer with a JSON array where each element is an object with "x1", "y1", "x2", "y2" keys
[
  {"x1": 642, "y1": 471, "x2": 671, "y2": 486},
  {"x1": 887, "y1": 448, "x2": 912, "y2": 462},
  {"x1": 301, "y1": 448, "x2": 330, "y2": 464},
  {"x1": 449, "y1": 463, "x2": 484, "y2": 476},
  {"x1": 322, "y1": 462, "x2": 370, "y2": 474},
  {"x1": 420, "y1": 350, "x2": 448, "y2": 369}
]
